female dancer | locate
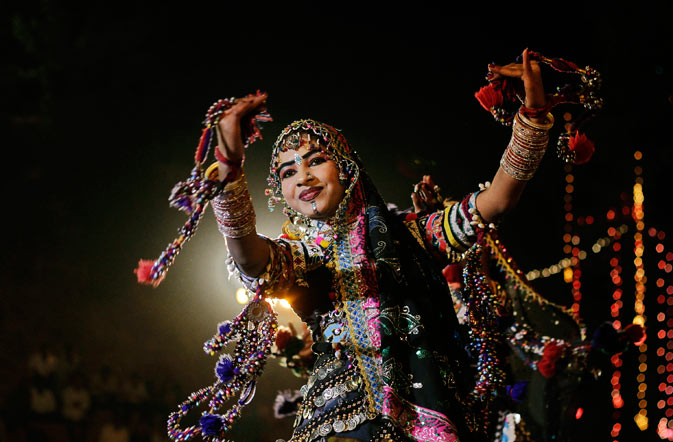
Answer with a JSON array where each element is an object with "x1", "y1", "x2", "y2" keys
[{"x1": 204, "y1": 49, "x2": 550, "y2": 442}]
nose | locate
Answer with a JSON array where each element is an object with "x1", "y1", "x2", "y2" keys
[{"x1": 296, "y1": 167, "x2": 314, "y2": 186}]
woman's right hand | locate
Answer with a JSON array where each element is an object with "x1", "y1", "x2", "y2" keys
[{"x1": 215, "y1": 92, "x2": 269, "y2": 163}]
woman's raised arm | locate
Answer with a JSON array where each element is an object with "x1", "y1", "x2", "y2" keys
[
  {"x1": 476, "y1": 48, "x2": 551, "y2": 223},
  {"x1": 212, "y1": 93, "x2": 270, "y2": 277}
]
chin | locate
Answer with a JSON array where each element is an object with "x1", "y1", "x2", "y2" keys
[
  {"x1": 295, "y1": 203, "x2": 332, "y2": 220},
  {"x1": 290, "y1": 193, "x2": 343, "y2": 220}
]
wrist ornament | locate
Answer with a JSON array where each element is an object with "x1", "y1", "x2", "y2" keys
[
  {"x1": 212, "y1": 174, "x2": 256, "y2": 238},
  {"x1": 475, "y1": 51, "x2": 602, "y2": 166},
  {"x1": 214, "y1": 145, "x2": 243, "y2": 167},
  {"x1": 500, "y1": 111, "x2": 553, "y2": 181},
  {"x1": 519, "y1": 101, "x2": 553, "y2": 121}
]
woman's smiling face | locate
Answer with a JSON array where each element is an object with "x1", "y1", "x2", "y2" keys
[{"x1": 276, "y1": 143, "x2": 345, "y2": 220}]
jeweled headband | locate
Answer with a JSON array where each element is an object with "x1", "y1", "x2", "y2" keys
[{"x1": 265, "y1": 119, "x2": 361, "y2": 222}]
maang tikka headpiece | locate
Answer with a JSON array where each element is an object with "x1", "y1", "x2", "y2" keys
[{"x1": 265, "y1": 119, "x2": 360, "y2": 226}]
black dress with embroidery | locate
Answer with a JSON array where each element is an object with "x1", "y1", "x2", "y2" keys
[
  {"x1": 235, "y1": 189, "x2": 485, "y2": 442},
  {"x1": 277, "y1": 262, "x2": 406, "y2": 441}
]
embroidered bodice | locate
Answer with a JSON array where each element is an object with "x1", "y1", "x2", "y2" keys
[{"x1": 226, "y1": 191, "x2": 482, "y2": 442}]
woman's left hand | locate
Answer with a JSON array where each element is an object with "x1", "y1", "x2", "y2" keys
[
  {"x1": 411, "y1": 175, "x2": 443, "y2": 214},
  {"x1": 487, "y1": 48, "x2": 546, "y2": 114}
]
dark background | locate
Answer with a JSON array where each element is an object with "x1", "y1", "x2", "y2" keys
[{"x1": 3, "y1": 2, "x2": 673, "y2": 441}]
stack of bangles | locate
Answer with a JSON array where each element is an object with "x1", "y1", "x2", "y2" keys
[
  {"x1": 500, "y1": 110, "x2": 554, "y2": 181},
  {"x1": 211, "y1": 173, "x2": 257, "y2": 238}
]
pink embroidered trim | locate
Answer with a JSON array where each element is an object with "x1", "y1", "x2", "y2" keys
[
  {"x1": 364, "y1": 297, "x2": 382, "y2": 348},
  {"x1": 382, "y1": 387, "x2": 460, "y2": 442}
]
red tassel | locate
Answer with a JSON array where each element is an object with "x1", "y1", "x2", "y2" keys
[
  {"x1": 275, "y1": 327, "x2": 293, "y2": 352},
  {"x1": 442, "y1": 264, "x2": 463, "y2": 285},
  {"x1": 623, "y1": 323, "x2": 646, "y2": 346},
  {"x1": 134, "y1": 259, "x2": 154, "y2": 283},
  {"x1": 474, "y1": 84, "x2": 504, "y2": 112},
  {"x1": 568, "y1": 131, "x2": 596, "y2": 165},
  {"x1": 538, "y1": 343, "x2": 564, "y2": 378},
  {"x1": 194, "y1": 128, "x2": 209, "y2": 164},
  {"x1": 134, "y1": 259, "x2": 159, "y2": 286}
]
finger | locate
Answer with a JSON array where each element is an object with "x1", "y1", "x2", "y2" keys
[
  {"x1": 489, "y1": 62, "x2": 521, "y2": 71},
  {"x1": 230, "y1": 103, "x2": 248, "y2": 117},
  {"x1": 411, "y1": 193, "x2": 423, "y2": 213},
  {"x1": 232, "y1": 94, "x2": 267, "y2": 115},
  {"x1": 241, "y1": 92, "x2": 267, "y2": 103},
  {"x1": 424, "y1": 175, "x2": 435, "y2": 188},
  {"x1": 490, "y1": 64, "x2": 524, "y2": 78},
  {"x1": 522, "y1": 48, "x2": 531, "y2": 73},
  {"x1": 522, "y1": 48, "x2": 541, "y2": 78},
  {"x1": 521, "y1": 49, "x2": 545, "y2": 109},
  {"x1": 522, "y1": 49, "x2": 543, "y2": 79}
]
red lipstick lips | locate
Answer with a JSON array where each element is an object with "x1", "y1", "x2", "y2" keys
[{"x1": 299, "y1": 187, "x2": 322, "y2": 201}]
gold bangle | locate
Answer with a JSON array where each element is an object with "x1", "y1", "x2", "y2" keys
[
  {"x1": 500, "y1": 114, "x2": 550, "y2": 181},
  {"x1": 516, "y1": 111, "x2": 554, "y2": 131},
  {"x1": 211, "y1": 173, "x2": 257, "y2": 238}
]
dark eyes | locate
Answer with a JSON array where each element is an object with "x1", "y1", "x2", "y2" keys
[
  {"x1": 309, "y1": 157, "x2": 326, "y2": 167},
  {"x1": 280, "y1": 156, "x2": 327, "y2": 180},
  {"x1": 280, "y1": 169, "x2": 296, "y2": 180}
]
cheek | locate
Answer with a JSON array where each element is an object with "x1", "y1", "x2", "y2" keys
[
  {"x1": 280, "y1": 180, "x2": 294, "y2": 201},
  {"x1": 317, "y1": 162, "x2": 340, "y2": 185}
]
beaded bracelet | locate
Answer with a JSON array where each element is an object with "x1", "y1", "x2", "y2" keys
[
  {"x1": 519, "y1": 102, "x2": 553, "y2": 120},
  {"x1": 214, "y1": 144, "x2": 243, "y2": 168}
]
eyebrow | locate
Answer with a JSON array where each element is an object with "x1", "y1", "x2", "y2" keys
[{"x1": 277, "y1": 150, "x2": 321, "y2": 175}]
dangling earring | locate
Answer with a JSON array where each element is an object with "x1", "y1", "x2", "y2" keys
[
  {"x1": 338, "y1": 161, "x2": 348, "y2": 183},
  {"x1": 265, "y1": 188, "x2": 282, "y2": 212}
]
